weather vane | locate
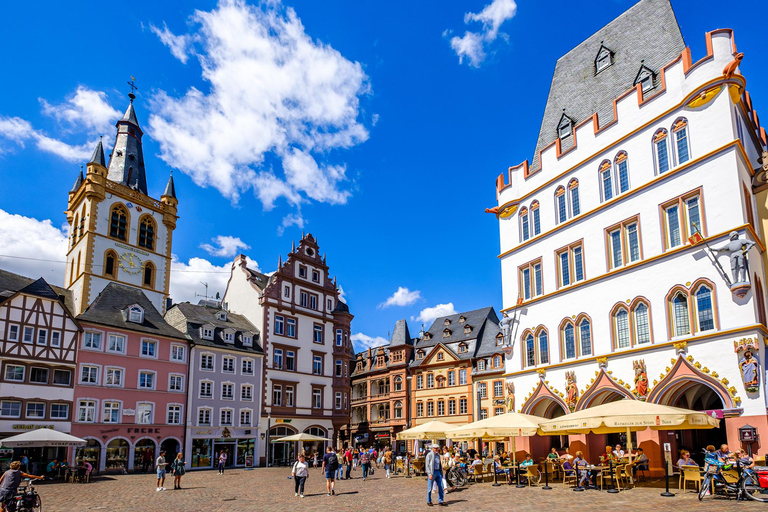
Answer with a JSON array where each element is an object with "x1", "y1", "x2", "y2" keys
[{"x1": 127, "y1": 76, "x2": 138, "y2": 102}]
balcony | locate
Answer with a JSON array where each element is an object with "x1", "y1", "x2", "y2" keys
[
  {"x1": 369, "y1": 392, "x2": 390, "y2": 400},
  {"x1": 351, "y1": 396, "x2": 368, "y2": 403}
]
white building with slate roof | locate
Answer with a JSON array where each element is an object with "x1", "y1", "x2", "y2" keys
[{"x1": 490, "y1": 0, "x2": 768, "y2": 469}]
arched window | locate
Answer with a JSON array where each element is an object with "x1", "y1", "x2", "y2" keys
[
  {"x1": 394, "y1": 401, "x2": 403, "y2": 419},
  {"x1": 654, "y1": 129, "x2": 669, "y2": 174},
  {"x1": 633, "y1": 302, "x2": 651, "y2": 344},
  {"x1": 104, "y1": 250, "x2": 117, "y2": 278},
  {"x1": 599, "y1": 160, "x2": 613, "y2": 201},
  {"x1": 555, "y1": 186, "x2": 567, "y2": 224},
  {"x1": 695, "y1": 285, "x2": 714, "y2": 331},
  {"x1": 672, "y1": 118, "x2": 689, "y2": 164},
  {"x1": 493, "y1": 355, "x2": 502, "y2": 368},
  {"x1": 520, "y1": 207, "x2": 529, "y2": 241},
  {"x1": 568, "y1": 179, "x2": 580, "y2": 216},
  {"x1": 538, "y1": 329, "x2": 549, "y2": 365},
  {"x1": 79, "y1": 206, "x2": 85, "y2": 238},
  {"x1": 615, "y1": 152, "x2": 629, "y2": 194},
  {"x1": 578, "y1": 318, "x2": 592, "y2": 356},
  {"x1": 72, "y1": 214, "x2": 79, "y2": 245},
  {"x1": 614, "y1": 307, "x2": 630, "y2": 349},
  {"x1": 671, "y1": 291, "x2": 690, "y2": 337},
  {"x1": 393, "y1": 376, "x2": 402, "y2": 392},
  {"x1": 109, "y1": 204, "x2": 129, "y2": 240},
  {"x1": 530, "y1": 201, "x2": 541, "y2": 236},
  {"x1": 525, "y1": 333, "x2": 535, "y2": 367},
  {"x1": 562, "y1": 322, "x2": 576, "y2": 360},
  {"x1": 138, "y1": 216, "x2": 156, "y2": 251},
  {"x1": 143, "y1": 262, "x2": 155, "y2": 288}
]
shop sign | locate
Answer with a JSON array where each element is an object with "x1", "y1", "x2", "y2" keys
[
  {"x1": 493, "y1": 399, "x2": 505, "y2": 406},
  {"x1": 123, "y1": 409, "x2": 136, "y2": 416},
  {"x1": 12, "y1": 424, "x2": 54, "y2": 430},
  {"x1": 126, "y1": 427, "x2": 161, "y2": 434},
  {"x1": 375, "y1": 434, "x2": 390, "y2": 439},
  {"x1": 195, "y1": 429, "x2": 213, "y2": 435},
  {"x1": 275, "y1": 419, "x2": 292, "y2": 423}
]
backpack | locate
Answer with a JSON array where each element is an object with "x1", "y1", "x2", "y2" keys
[
  {"x1": 328, "y1": 453, "x2": 339, "y2": 471},
  {"x1": 360, "y1": 452, "x2": 370, "y2": 464}
]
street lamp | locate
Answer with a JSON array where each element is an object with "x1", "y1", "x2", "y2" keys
[{"x1": 405, "y1": 374, "x2": 412, "y2": 478}]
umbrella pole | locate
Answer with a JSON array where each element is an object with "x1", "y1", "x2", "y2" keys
[
  {"x1": 492, "y1": 439, "x2": 500, "y2": 487},
  {"x1": 513, "y1": 437, "x2": 525, "y2": 488}
]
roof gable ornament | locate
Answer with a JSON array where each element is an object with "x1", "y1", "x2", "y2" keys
[
  {"x1": 557, "y1": 111, "x2": 574, "y2": 139},
  {"x1": 633, "y1": 62, "x2": 655, "y2": 93},
  {"x1": 594, "y1": 43, "x2": 614, "y2": 74}
]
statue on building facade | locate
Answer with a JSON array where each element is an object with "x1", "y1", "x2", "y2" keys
[
  {"x1": 565, "y1": 371, "x2": 578, "y2": 412},
  {"x1": 633, "y1": 360, "x2": 648, "y2": 400},
  {"x1": 714, "y1": 231, "x2": 756, "y2": 285},
  {"x1": 735, "y1": 338, "x2": 760, "y2": 393},
  {"x1": 505, "y1": 380, "x2": 515, "y2": 412},
  {"x1": 499, "y1": 312, "x2": 513, "y2": 346}
]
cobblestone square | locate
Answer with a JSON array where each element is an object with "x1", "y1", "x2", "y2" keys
[{"x1": 34, "y1": 467, "x2": 768, "y2": 512}]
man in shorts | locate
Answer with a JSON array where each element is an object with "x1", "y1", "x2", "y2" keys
[
  {"x1": 156, "y1": 450, "x2": 168, "y2": 491},
  {"x1": 321, "y1": 446, "x2": 339, "y2": 496}
]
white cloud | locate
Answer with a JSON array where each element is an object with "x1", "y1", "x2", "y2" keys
[
  {"x1": 169, "y1": 254, "x2": 260, "y2": 304},
  {"x1": 351, "y1": 332, "x2": 388, "y2": 353},
  {"x1": 379, "y1": 286, "x2": 421, "y2": 308},
  {"x1": 148, "y1": 0, "x2": 370, "y2": 224},
  {"x1": 150, "y1": 22, "x2": 195, "y2": 64},
  {"x1": 337, "y1": 284, "x2": 347, "y2": 304},
  {"x1": 413, "y1": 302, "x2": 457, "y2": 325},
  {"x1": 0, "y1": 209, "x2": 69, "y2": 285},
  {"x1": 277, "y1": 212, "x2": 305, "y2": 236},
  {"x1": 448, "y1": 0, "x2": 517, "y2": 67},
  {"x1": 40, "y1": 86, "x2": 121, "y2": 136},
  {"x1": 200, "y1": 235, "x2": 251, "y2": 258}
]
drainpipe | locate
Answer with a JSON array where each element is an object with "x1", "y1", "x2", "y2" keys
[{"x1": 183, "y1": 336, "x2": 195, "y2": 458}]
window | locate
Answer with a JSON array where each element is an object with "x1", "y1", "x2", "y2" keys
[
  {"x1": 394, "y1": 401, "x2": 403, "y2": 418},
  {"x1": 671, "y1": 291, "x2": 690, "y2": 337},
  {"x1": 201, "y1": 326, "x2": 214, "y2": 340},
  {"x1": 171, "y1": 344, "x2": 186, "y2": 362},
  {"x1": 556, "y1": 187, "x2": 567, "y2": 223},
  {"x1": 128, "y1": 306, "x2": 144, "y2": 323},
  {"x1": 569, "y1": 180, "x2": 580, "y2": 216},
  {"x1": 312, "y1": 389, "x2": 322, "y2": 409},
  {"x1": 169, "y1": 374, "x2": 184, "y2": 392},
  {"x1": 139, "y1": 371, "x2": 155, "y2": 389},
  {"x1": 105, "y1": 368, "x2": 123, "y2": 387},
  {"x1": 298, "y1": 265, "x2": 307, "y2": 278},
  {"x1": 437, "y1": 400, "x2": 445, "y2": 416},
  {"x1": 695, "y1": 285, "x2": 715, "y2": 332},
  {"x1": 335, "y1": 360, "x2": 342, "y2": 377},
  {"x1": 312, "y1": 325, "x2": 324, "y2": 344},
  {"x1": 284, "y1": 286, "x2": 290, "y2": 299},
  {"x1": 634, "y1": 302, "x2": 651, "y2": 345},
  {"x1": 614, "y1": 308, "x2": 630, "y2": 349},
  {"x1": 286, "y1": 318, "x2": 296, "y2": 337},
  {"x1": 654, "y1": 129, "x2": 669, "y2": 174},
  {"x1": 241, "y1": 384, "x2": 253, "y2": 401},
  {"x1": 198, "y1": 408, "x2": 211, "y2": 426},
  {"x1": 595, "y1": 45, "x2": 612, "y2": 72},
  {"x1": 109, "y1": 204, "x2": 128, "y2": 240},
  {"x1": 309, "y1": 295, "x2": 317, "y2": 310},
  {"x1": 84, "y1": 331, "x2": 102, "y2": 350},
  {"x1": 313, "y1": 355, "x2": 323, "y2": 375},
  {"x1": 416, "y1": 375, "x2": 423, "y2": 389},
  {"x1": 478, "y1": 382, "x2": 487, "y2": 399},
  {"x1": 600, "y1": 162, "x2": 613, "y2": 201},
  {"x1": 335, "y1": 392, "x2": 342, "y2": 410},
  {"x1": 662, "y1": 193, "x2": 702, "y2": 250},
  {"x1": 138, "y1": 216, "x2": 155, "y2": 250},
  {"x1": 557, "y1": 242, "x2": 584, "y2": 287},
  {"x1": 285, "y1": 351, "x2": 295, "y2": 371},
  {"x1": 167, "y1": 404, "x2": 182, "y2": 425},
  {"x1": 140, "y1": 339, "x2": 157, "y2": 358},
  {"x1": 201, "y1": 354, "x2": 214, "y2": 371},
  {"x1": 80, "y1": 365, "x2": 98, "y2": 384},
  {"x1": 272, "y1": 385, "x2": 282, "y2": 406},
  {"x1": 223, "y1": 331, "x2": 234, "y2": 344},
  {"x1": 562, "y1": 322, "x2": 576, "y2": 360},
  {"x1": 274, "y1": 315, "x2": 285, "y2": 335},
  {"x1": 494, "y1": 380, "x2": 503, "y2": 397},
  {"x1": 242, "y1": 334, "x2": 252, "y2": 347},
  {"x1": 579, "y1": 318, "x2": 592, "y2": 356},
  {"x1": 520, "y1": 207, "x2": 530, "y2": 241},
  {"x1": 240, "y1": 409, "x2": 252, "y2": 426},
  {"x1": 448, "y1": 371, "x2": 455, "y2": 386},
  {"x1": 417, "y1": 402, "x2": 424, "y2": 417},
  {"x1": 635, "y1": 66, "x2": 654, "y2": 93},
  {"x1": 448, "y1": 399, "x2": 456, "y2": 415},
  {"x1": 427, "y1": 373, "x2": 434, "y2": 388},
  {"x1": 36, "y1": 329, "x2": 47, "y2": 346},
  {"x1": 673, "y1": 118, "x2": 689, "y2": 164},
  {"x1": 538, "y1": 330, "x2": 549, "y2": 365},
  {"x1": 7, "y1": 324, "x2": 18, "y2": 342},
  {"x1": 459, "y1": 369, "x2": 467, "y2": 385},
  {"x1": 53, "y1": 369, "x2": 71, "y2": 386},
  {"x1": 103, "y1": 401, "x2": 120, "y2": 423},
  {"x1": 519, "y1": 259, "x2": 543, "y2": 300},
  {"x1": 300, "y1": 291, "x2": 308, "y2": 308},
  {"x1": 393, "y1": 376, "x2": 403, "y2": 391},
  {"x1": 615, "y1": 153, "x2": 629, "y2": 194},
  {"x1": 273, "y1": 349, "x2": 283, "y2": 369},
  {"x1": 77, "y1": 400, "x2": 95, "y2": 422},
  {"x1": 104, "y1": 249, "x2": 117, "y2": 277},
  {"x1": 20, "y1": 402, "x2": 38, "y2": 418},
  {"x1": 606, "y1": 218, "x2": 641, "y2": 269},
  {"x1": 558, "y1": 114, "x2": 572, "y2": 138},
  {"x1": 480, "y1": 409, "x2": 488, "y2": 420},
  {"x1": 5, "y1": 365, "x2": 24, "y2": 382},
  {"x1": 22, "y1": 326, "x2": 33, "y2": 344},
  {"x1": 200, "y1": 381, "x2": 213, "y2": 398},
  {"x1": 50, "y1": 331, "x2": 61, "y2": 347},
  {"x1": 136, "y1": 403, "x2": 153, "y2": 424},
  {"x1": 220, "y1": 409, "x2": 233, "y2": 426},
  {"x1": 242, "y1": 359, "x2": 254, "y2": 375},
  {"x1": 107, "y1": 334, "x2": 125, "y2": 353},
  {"x1": 286, "y1": 386, "x2": 295, "y2": 407},
  {"x1": 336, "y1": 328, "x2": 344, "y2": 346},
  {"x1": 459, "y1": 398, "x2": 468, "y2": 414},
  {"x1": 221, "y1": 383, "x2": 234, "y2": 400},
  {"x1": 222, "y1": 356, "x2": 235, "y2": 373},
  {"x1": 478, "y1": 360, "x2": 485, "y2": 371},
  {"x1": 51, "y1": 404, "x2": 69, "y2": 419},
  {"x1": 427, "y1": 401, "x2": 434, "y2": 416}
]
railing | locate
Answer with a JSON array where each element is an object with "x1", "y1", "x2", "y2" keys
[{"x1": 351, "y1": 396, "x2": 368, "y2": 403}]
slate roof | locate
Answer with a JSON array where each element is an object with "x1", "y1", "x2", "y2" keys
[
  {"x1": 77, "y1": 282, "x2": 185, "y2": 339},
  {"x1": 107, "y1": 102, "x2": 148, "y2": 195},
  {"x1": 70, "y1": 170, "x2": 84, "y2": 193},
  {"x1": 531, "y1": 0, "x2": 685, "y2": 168},
  {"x1": 389, "y1": 319, "x2": 412, "y2": 347},
  {"x1": 89, "y1": 139, "x2": 106, "y2": 167},
  {"x1": 0, "y1": 269, "x2": 75, "y2": 312},
  {"x1": 163, "y1": 174, "x2": 177, "y2": 199},
  {"x1": 243, "y1": 266, "x2": 269, "y2": 291},
  {"x1": 351, "y1": 319, "x2": 415, "y2": 377},
  {"x1": 165, "y1": 301, "x2": 263, "y2": 355}
]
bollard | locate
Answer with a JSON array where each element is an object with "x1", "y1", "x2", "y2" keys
[
  {"x1": 660, "y1": 460, "x2": 674, "y2": 497},
  {"x1": 607, "y1": 459, "x2": 619, "y2": 494},
  {"x1": 542, "y1": 461, "x2": 552, "y2": 490}
]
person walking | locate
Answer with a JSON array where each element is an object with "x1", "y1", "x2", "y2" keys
[
  {"x1": 217, "y1": 450, "x2": 227, "y2": 475},
  {"x1": 155, "y1": 450, "x2": 168, "y2": 491},
  {"x1": 321, "y1": 446, "x2": 339, "y2": 496},
  {"x1": 344, "y1": 448, "x2": 353, "y2": 480},
  {"x1": 353, "y1": 448, "x2": 359, "y2": 470},
  {"x1": 360, "y1": 448, "x2": 371, "y2": 481},
  {"x1": 336, "y1": 448, "x2": 344, "y2": 480},
  {"x1": 291, "y1": 454, "x2": 309, "y2": 498},
  {"x1": 171, "y1": 452, "x2": 186, "y2": 490},
  {"x1": 384, "y1": 446, "x2": 393, "y2": 478},
  {"x1": 425, "y1": 444, "x2": 445, "y2": 507}
]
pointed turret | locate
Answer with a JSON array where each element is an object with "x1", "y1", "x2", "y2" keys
[
  {"x1": 70, "y1": 168, "x2": 84, "y2": 193},
  {"x1": 163, "y1": 173, "x2": 177, "y2": 199},
  {"x1": 106, "y1": 100, "x2": 148, "y2": 195},
  {"x1": 88, "y1": 139, "x2": 106, "y2": 168}
]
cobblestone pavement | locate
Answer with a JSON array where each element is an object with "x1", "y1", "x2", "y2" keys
[{"x1": 34, "y1": 467, "x2": 768, "y2": 512}]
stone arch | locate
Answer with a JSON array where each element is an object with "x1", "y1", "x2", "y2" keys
[
  {"x1": 576, "y1": 368, "x2": 634, "y2": 411},
  {"x1": 647, "y1": 355, "x2": 735, "y2": 409},
  {"x1": 520, "y1": 379, "x2": 569, "y2": 418}
]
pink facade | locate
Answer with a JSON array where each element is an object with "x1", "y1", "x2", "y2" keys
[{"x1": 71, "y1": 320, "x2": 188, "y2": 473}]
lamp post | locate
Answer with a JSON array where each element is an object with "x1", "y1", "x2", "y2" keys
[{"x1": 405, "y1": 374, "x2": 413, "y2": 478}]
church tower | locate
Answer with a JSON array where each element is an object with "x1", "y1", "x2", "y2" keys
[{"x1": 65, "y1": 94, "x2": 178, "y2": 314}]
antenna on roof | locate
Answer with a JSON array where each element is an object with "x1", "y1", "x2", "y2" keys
[{"x1": 195, "y1": 282, "x2": 210, "y2": 301}]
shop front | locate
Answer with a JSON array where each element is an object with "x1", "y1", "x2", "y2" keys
[
  {"x1": 187, "y1": 427, "x2": 258, "y2": 470},
  {"x1": 0, "y1": 421, "x2": 73, "y2": 474}
]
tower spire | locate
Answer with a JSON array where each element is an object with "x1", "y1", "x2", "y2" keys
[
  {"x1": 106, "y1": 90, "x2": 147, "y2": 195},
  {"x1": 88, "y1": 137, "x2": 106, "y2": 168}
]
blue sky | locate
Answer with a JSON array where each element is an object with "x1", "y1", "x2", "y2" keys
[{"x1": 0, "y1": 0, "x2": 765, "y2": 352}]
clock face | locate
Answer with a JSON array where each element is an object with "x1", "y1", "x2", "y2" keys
[{"x1": 118, "y1": 252, "x2": 143, "y2": 274}]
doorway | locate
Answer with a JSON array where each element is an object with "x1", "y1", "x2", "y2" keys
[{"x1": 213, "y1": 442, "x2": 236, "y2": 468}]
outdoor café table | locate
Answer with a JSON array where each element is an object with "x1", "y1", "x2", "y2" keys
[{"x1": 584, "y1": 465, "x2": 607, "y2": 490}]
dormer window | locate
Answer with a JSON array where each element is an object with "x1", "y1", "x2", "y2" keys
[
  {"x1": 458, "y1": 316, "x2": 466, "y2": 324},
  {"x1": 444, "y1": 319, "x2": 451, "y2": 326},
  {"x1": 223, "y1": 330, "x2": 235, "y2": 344},
  {"x1": 595, "y1": 44, "x2": 613, "y2": 74},
  {"x1": 496, "y1": 333, "x2": 504, "y2": 346},
  {"x1": 558, "y1": 113, "x2": 573, "y2": 139},
  {"x1": 242, "y1": 334, "x2": 253, "y2": 347},
  {"x1": 201, "y1": 325, "x2": 214, "y2": 340},
  {"x1": 424, "y1": 332, "x2": 432, "y2": 341},
  {"x1": 217, "y1": 311, "x2": 228, "y2": 322},
  {"x1": 377, "y1": 356, "x2": 384, "y2": 366},
  {"x1": 458, "y1": 343, "x2": 467, "y2": 354},
  {"x1": 128, "y1": 305, "x2": 144, "y2": 324},
  {"x1": 417, "y1": 350, "x2": 425, "y2": 359},
  {"x1": 478, "y1": 360, "x2": 485, "y2": 371},
  {"x1": 464, "y1": 325, "x2": 473, "y2": 334},
  {"x1": 443, "y1": 329, "x2": 451, "y2": 338},
  {"x1": 634, "y1": 64, "x2": 655, "y2": 93}
]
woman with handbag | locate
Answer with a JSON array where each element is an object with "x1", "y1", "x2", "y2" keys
[
  {"x1": 292, "y1": 454, "x2": 309, "y2": 498},
  {"x1": 171, "y1": 452, "x2": 186, "y2": 490}
]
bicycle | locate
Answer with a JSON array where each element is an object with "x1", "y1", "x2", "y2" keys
[
  {"x1": 445, "y1": 465, "x2": 468, "y2": 488},
  {"x1": 741, "y1": 466, "x2": 768, "y2": 503},
  {"x1": 8, "y1": 479, "x2": 42, "y2": 512}
]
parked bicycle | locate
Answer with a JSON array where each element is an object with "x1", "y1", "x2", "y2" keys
[
  {"x1": 7, "y1": 479, "x2": 42, "y2": 512},
  {"x1": 445, "y1": 464, "x2": 468, "y2": 488},
  {"x1": 698, "y1": 451, "x2": 768, "y2": 502}
]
